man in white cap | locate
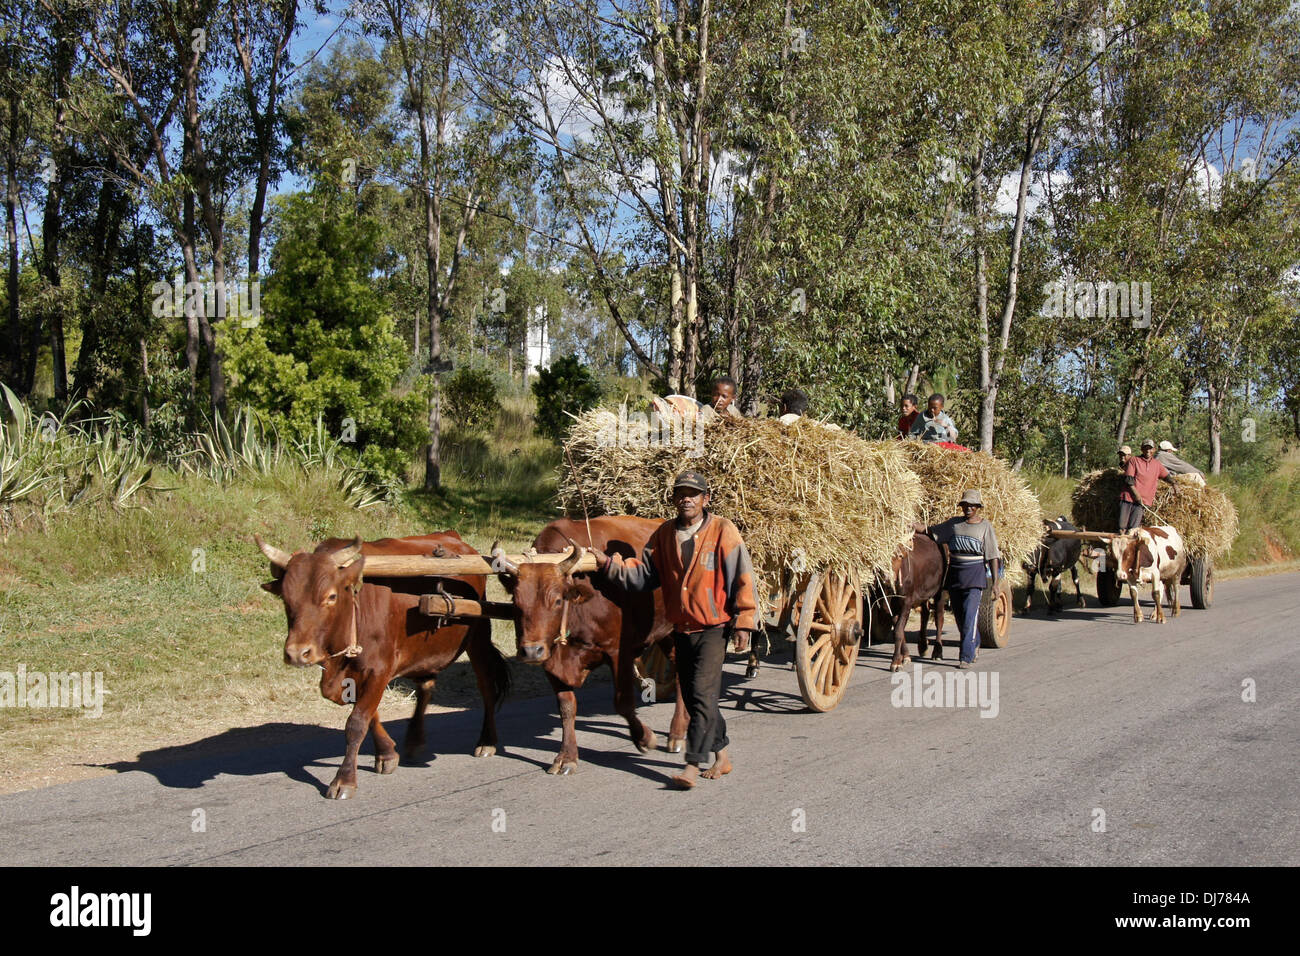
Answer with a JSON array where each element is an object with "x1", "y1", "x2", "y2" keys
[
  {"x1": 926, "y1": 490, "x2": 999, "y2": 668},
  {"x1": 1118, "y1": 444, "x2": 1133, "y2": 469},
  {"x1": 1156, "y1": 440, "x2": 1206, "y2": 486}
]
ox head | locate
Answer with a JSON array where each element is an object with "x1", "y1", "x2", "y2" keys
[
  {"x1": 492, "y1": 539, "x2": 596, "y2": 663},
  {"x1": 1107, "y1": 533, "x2": 1152, "y2": 584},
  {"x1": 256, "y1": 534, "x2": 365, "y2": 667}
]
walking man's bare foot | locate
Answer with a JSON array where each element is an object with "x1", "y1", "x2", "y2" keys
[
  {"x1": 671, "y1": 763, "x2": 700, "y2": 789},
  {"x1": 701, "y1": 747, "x2": 732, "y2": 779}
]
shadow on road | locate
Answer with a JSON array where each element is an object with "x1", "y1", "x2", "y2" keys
[{"x1": 97, "y1": 722, "x2": 347, "y2": 794}]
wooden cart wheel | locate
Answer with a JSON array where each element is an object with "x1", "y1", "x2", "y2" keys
[
  {"x1": 978, "y1": 578, "x2": 1012, "y2": 649},
  {"x1": 633, "y1": 641, "x2": 677, "y2": 701},
  {"x1": 1096, "y1": 568, "x2": 1123, "y2": 607},
  {"x1": 1188, "y1": 556, "x2": 1213, "y2": 610},
  {"x1": 794, "y1": 570, "x2": 863, "y2": 712}
]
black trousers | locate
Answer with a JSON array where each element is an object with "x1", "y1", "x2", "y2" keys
[{"x1": 673, "y1": 625, "x2": 730, "y2": 765}]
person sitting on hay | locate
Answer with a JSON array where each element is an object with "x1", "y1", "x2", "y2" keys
[
  {"x1": 897, "y1": 393, "x2": 920, "y2": 439},
  {"x1": 777, "y1": 387, "x2": 841, "y2": 429},
  {"x1": 926, "y1": 490, "x2": 1000, "y2": 668},
  {"x1": 910, "y1": 393, "x2": 961, "y2": 445},
  {"x1": 1156, "y1": 440, "x2": 1206, "y2": 487},
  {"x1": 1120, "y1": 439, "x2": 1180, "y2": 532},
  {"x1": 710, "y1": 376, "x2": 743, "y2": 417},
  {"x1": 593, "y1": 470, "x2": 757, "y2": 790}
]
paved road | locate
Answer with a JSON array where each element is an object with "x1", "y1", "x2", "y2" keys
[{"x1": 3, "y1": 572, "x2": 1296, "y2": 866}]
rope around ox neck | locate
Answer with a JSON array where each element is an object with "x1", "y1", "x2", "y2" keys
[{"x1": 327, "y1": 563, "x2": 364, "y2": 660}]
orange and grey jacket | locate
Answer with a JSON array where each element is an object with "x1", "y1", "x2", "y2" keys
[{"x1": 603, "y1": 512, "x2": 758, "y2": 633}]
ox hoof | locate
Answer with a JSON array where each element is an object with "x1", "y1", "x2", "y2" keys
[
  {"x1": 546, "y1": 757, "x2": 578, "y2": 775},
  {"x1": 930, "y1": 648, "x2": 943, "y2": 661},
  {"x1": 667, "y1": 737, "x2": 685, "y2": 754},
  {"x1": 635, "y1": 732, "x2": 659, "y2": 754},
  {"x1": 375, "y1": 753, "x2": 399, "y2": 775},
  {"x1": 890, "y1": 656, "x2": 910, "y2": 672},
  {"x1": 744, "y1": 664, "x2": 759, "y2": 679},
  {"x1": 326, "y1": 779, "x2": 357, "y2": 800},
  {"x1": 473, "y1": 744, "x2": 497, "y2": 758}
]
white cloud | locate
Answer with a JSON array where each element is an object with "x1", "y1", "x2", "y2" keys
[{"x1": 994, "y1": 169, "x2": 1072, "y2": 219}]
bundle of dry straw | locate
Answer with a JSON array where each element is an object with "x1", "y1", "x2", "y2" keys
[
  {"x1": 559, "y1": 408, "x2": 923, "y2": 596},
  {"x1": 1071, "y1": 469, "x2": 1238, "y2": 558},
  {"x1": 895, "y1": 440, "x2": 1044, "y2": 570}
]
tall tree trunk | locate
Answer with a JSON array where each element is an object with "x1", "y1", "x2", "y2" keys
[
  {"x1": 973, "y1": 146, "x2": 990, "y2": 446},
  {"x1": 979, "y1": 108, "x2": 1047, "y2": 453},
  {"x1": 73, "y1": 178, "x2": 129, "y2": 399},
  {"x1": 1206, "y1": 380, "x2": 1223, "y2": 474},
  {"x1": 741, "y1": 313, "x2": 763, "y2": 416},
  {"x1": 232, "y1": 0, "x2": 295, "y2": 277},
  {"x1": 422, "y1": 98, "x2": 442, "y2": 492},
  {"x1": 4, "y1": 88, "x2": 20, "y2": 391},
  {"x1": 904, "y1": 363, "x2": 920, "y2": 397},
  {"x1": 1116, "y1": 360, "x2": 1146, "y2": 445},
  {"x1": 181, "y1": 144, "x2": 201, "y2": 393},
  {"x1": 668, "y1": 262, "x2": 684, "y2": 390},
  {"x1": 43, "y1": 20, "x2": 72, "y2": 402}
]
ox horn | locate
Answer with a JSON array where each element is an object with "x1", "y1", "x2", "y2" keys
[
  {"x1": 331, "y1": 535, "x2": 364, "y2": 567},
  {"x1": 490, "y1": 541, "x2": 519, "y2": 575},
  {"x1": 557, "y1": 539, "x2": 583, "y2": 576},
  {"x1": 255, "y1": 534, "x2": 293, "y2": 570}
]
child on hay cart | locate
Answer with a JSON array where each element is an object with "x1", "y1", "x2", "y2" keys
[{"x1": 910, "y1": 393, "x2": 971, "y2": 451}]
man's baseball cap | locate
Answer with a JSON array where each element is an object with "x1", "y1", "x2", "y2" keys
[
  {"x1": 673, "y1": 470, "x2": 709, "y2": 494},
  {"x1": 958, "y1": 489, "x2": 983, "y2": 507},
  {"x1": 1140, "y1": 439, "x2": 1156, "y2": 449},
  {"x1": 1158, "y1": 440, "x2": 1177, "y2": 451},
  {"x1": 1119, "y1": 445, "x2": 1133, "y2": 455}
]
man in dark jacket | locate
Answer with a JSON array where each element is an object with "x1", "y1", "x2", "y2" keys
[{"x1": 593, "y1": 470, "x2": 758, "y2": 789}]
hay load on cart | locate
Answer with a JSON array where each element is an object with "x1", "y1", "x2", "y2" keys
[
  {"x1": 559, "y1": 408, "x2": 923, "y2": 710},
  {"x1": 560, "y1": 410, "x2": 923, "y2": 597},
  {"x1": 896, "y1": 439, "x2": 1044, "y2": 648},
  {"x1": 1070, "y1": 470, "x2": 1238, "y2": 609}
]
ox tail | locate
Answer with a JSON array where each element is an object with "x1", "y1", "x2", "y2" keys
[{"x1": 471, "y1": 623, "x2": 512, "y2": 711}]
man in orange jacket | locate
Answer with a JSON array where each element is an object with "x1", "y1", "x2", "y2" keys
[{"x1": 593, "y1": 470, "x2": 758, "y2": 789}]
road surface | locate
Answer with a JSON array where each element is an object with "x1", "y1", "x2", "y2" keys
[{"x1": 2, "y1": 571, "x2": 1296, "y2": 866}]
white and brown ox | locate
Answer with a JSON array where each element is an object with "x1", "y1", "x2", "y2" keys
[{"x1": 1107, "y1": 525, "x2": 1187, "y2": 624}]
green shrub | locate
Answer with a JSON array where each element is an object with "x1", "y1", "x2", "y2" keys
[
  {"x1": 221, "y1": 189, "x2": 429, "y2": 484},
  {"x1": 444, "y1": 367, "x2": 501, "y2": 433},
  {"x1": 531, "y1": 355, "x2": 601, "y2": 442}
]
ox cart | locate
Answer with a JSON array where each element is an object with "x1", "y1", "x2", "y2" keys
[
  {"x1": 1044, "y1": 529, "x2": 1214, "y2": 610},
  {"x1": 359, "y1": 539, "x2": 1012, "y2": 717}
]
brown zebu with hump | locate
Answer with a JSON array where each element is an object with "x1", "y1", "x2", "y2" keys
[
  {"x1": 493, "y1": 517, "x2": 687, "y2": 775},
  {"x1": 256, "y1": 532, "x2": 510, "y2": 799}
]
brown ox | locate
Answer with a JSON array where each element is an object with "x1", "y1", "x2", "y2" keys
[
  {"x1": 1107, "y1": 525, "x2": 1187, "y2": 624},
  {"x1": 872, "y1": 532, "x2": 948, "y2": 670},
  {"x1": 494, "y1": 517, "x2": 688, "y2": 775},
  {"x1": 256, "y1": 532, "x2": 510, "y2": 799}
]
